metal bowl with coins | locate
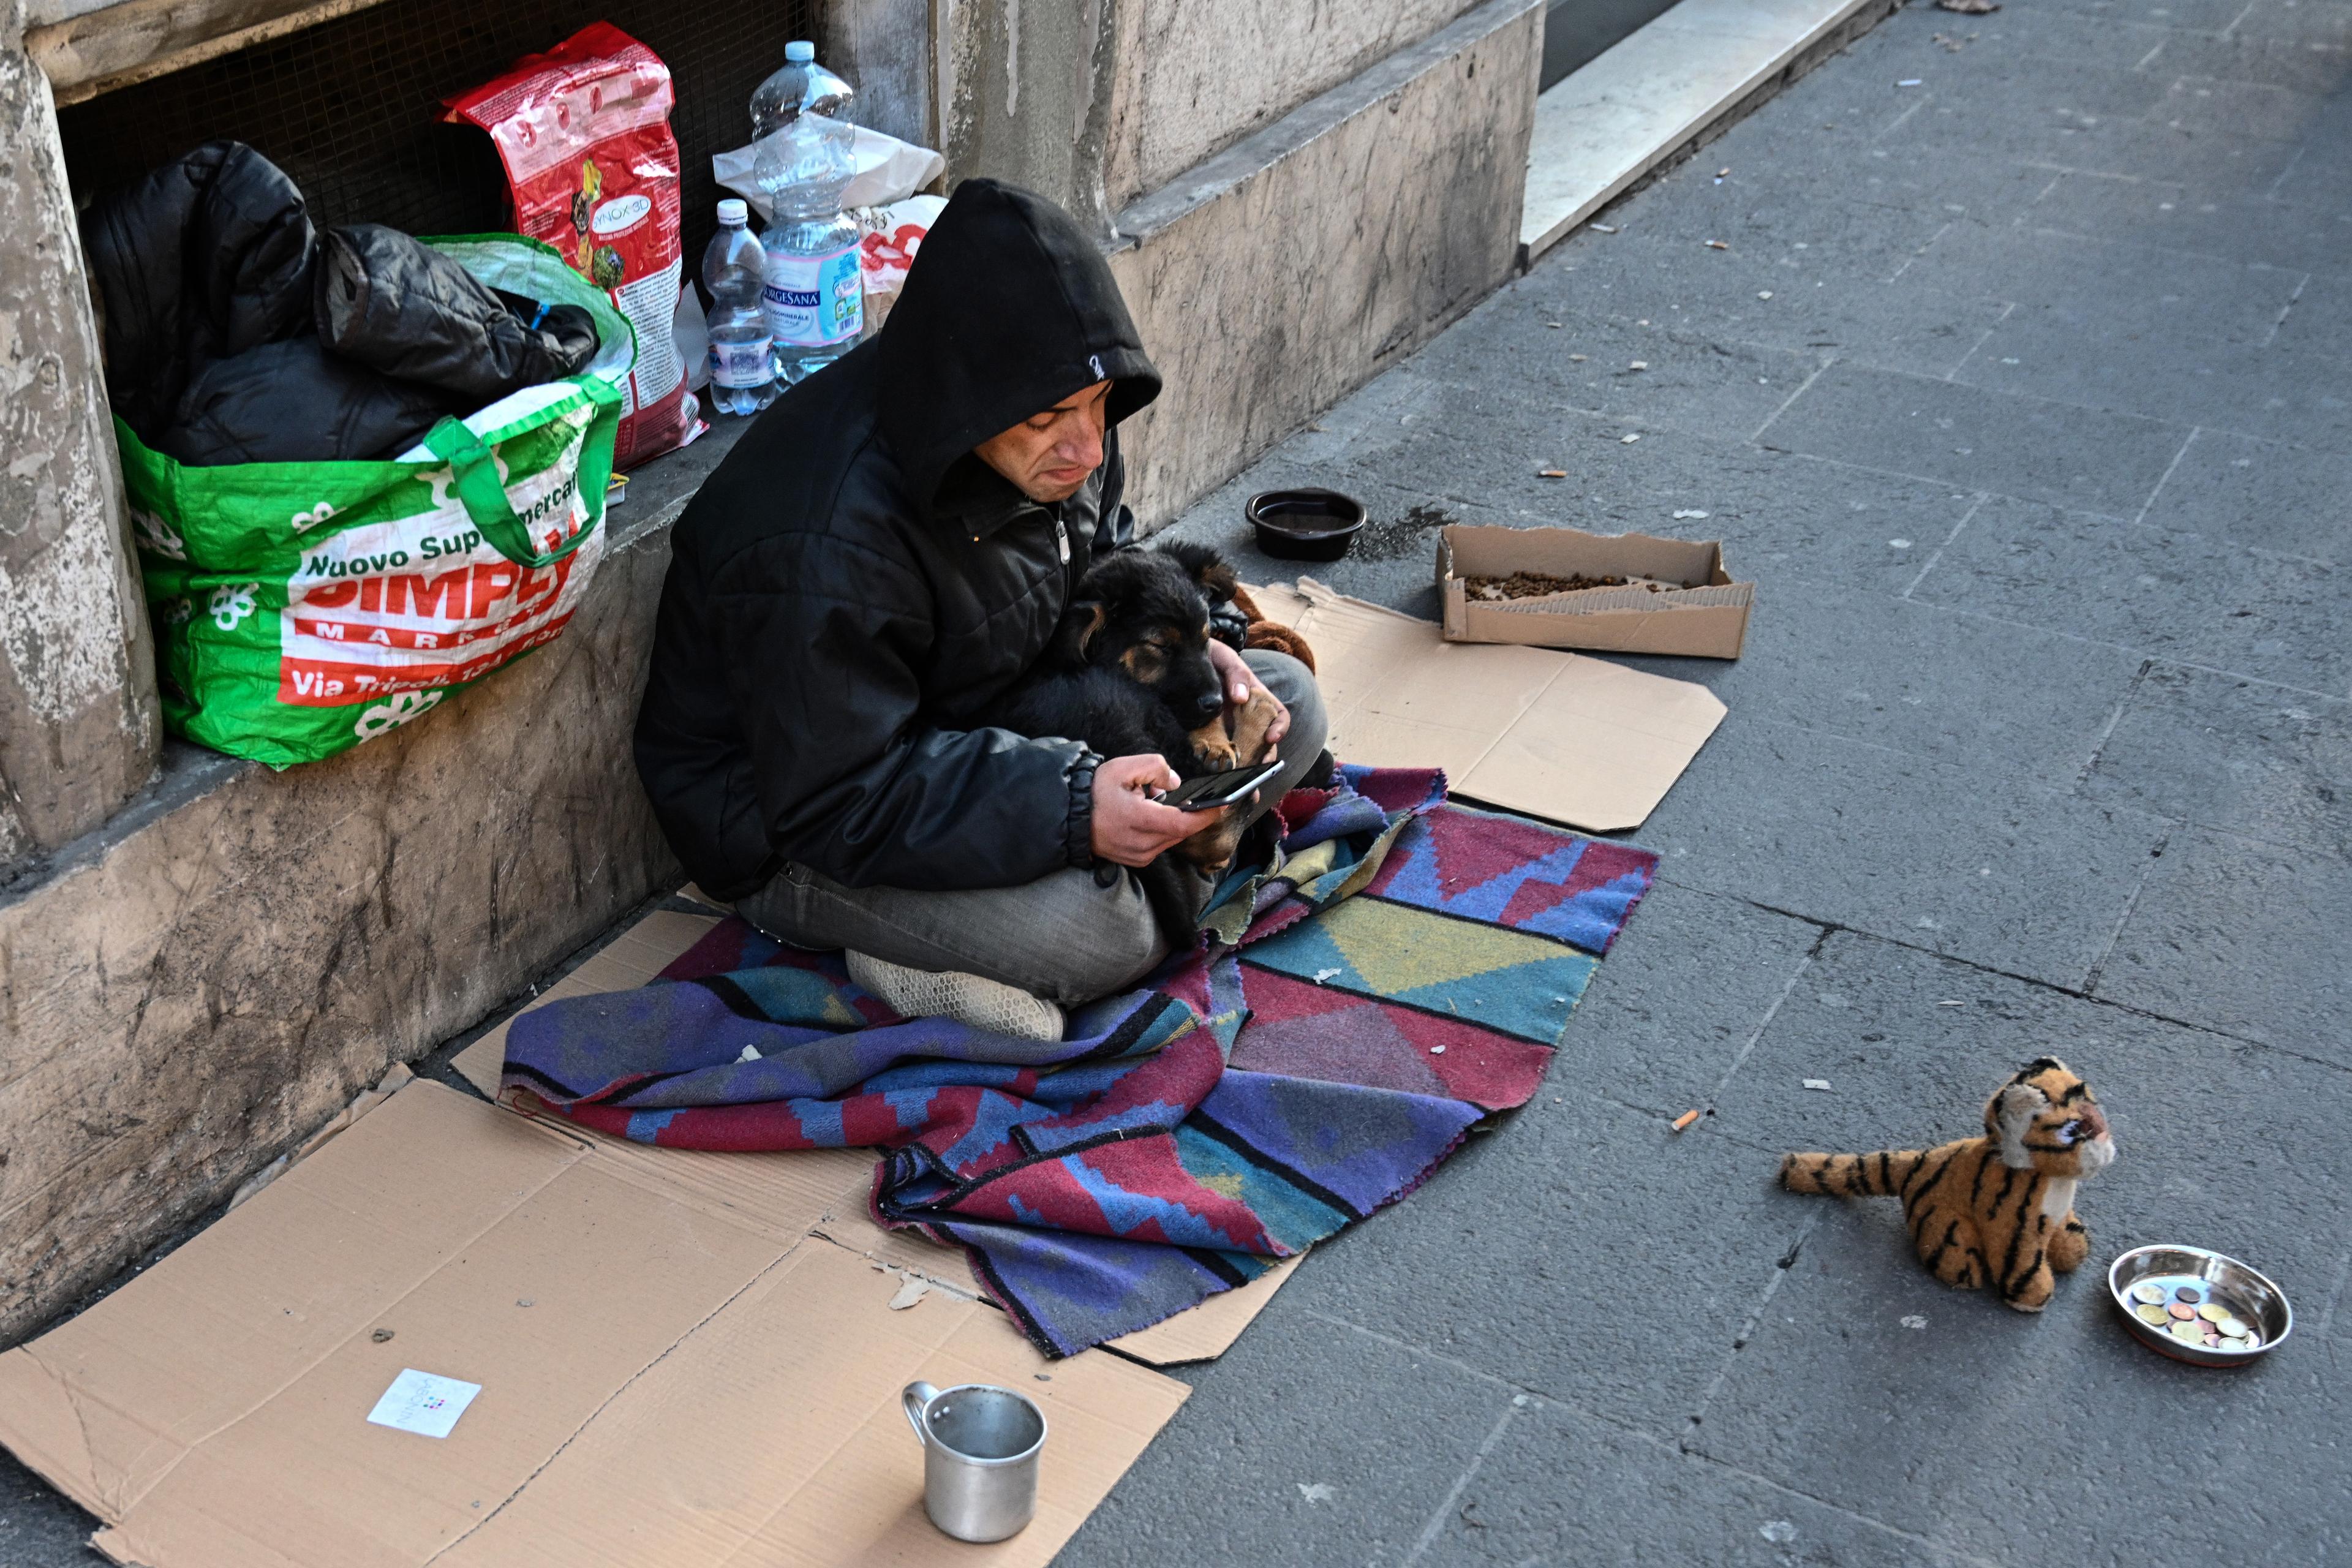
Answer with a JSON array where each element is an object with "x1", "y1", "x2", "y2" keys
[{"x1": 2107, "y1": 1244, "x2": 2292, "y2": 1368}]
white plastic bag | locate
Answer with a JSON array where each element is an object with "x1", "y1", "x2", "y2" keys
[{"x1": 712, "y1": 116, "x2": 945, "y2": 221}]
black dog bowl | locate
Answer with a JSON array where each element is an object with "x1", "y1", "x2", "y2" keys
[{"x1": 1248, "y1": 488, "x2": 1366, "y2": 562}]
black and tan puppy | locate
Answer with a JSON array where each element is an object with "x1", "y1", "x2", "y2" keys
[{"x1": 988, "y1": 542, "x2": 1283, "y2": 930}]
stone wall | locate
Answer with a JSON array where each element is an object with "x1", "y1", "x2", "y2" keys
[
  {"x1": 1110, "y1": 0, "x2": 1542, "y2": 530},
  {"x1": 1101, "y1": 0, "x2": 1487, "y2": 211},
  {"x1": 0, "y1": 503, "x2": 682, "y2": 1342},
  {"x1": 0, "y1": 0, "x2": 158, "y2": 878}
]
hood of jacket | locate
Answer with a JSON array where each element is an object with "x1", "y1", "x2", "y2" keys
[{"x1": 875, "y1": 178, "x2": 1161, "y2": 528}]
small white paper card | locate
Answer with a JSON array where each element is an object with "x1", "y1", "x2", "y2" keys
[{"x1": 366, "y1": 1369, "x2": 482, "y2": 1439}]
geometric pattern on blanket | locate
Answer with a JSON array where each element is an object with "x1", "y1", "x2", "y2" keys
[{"x1": 502, "y1": 766, "x2": 1658, "y2": 1357}]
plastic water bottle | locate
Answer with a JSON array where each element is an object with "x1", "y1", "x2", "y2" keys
[
  {"x1": 702, "y1": 200, "x2": 777, "y2": 415},
  {"x1": 751, "y1": 40, "x2": 862, "y2": 385}
]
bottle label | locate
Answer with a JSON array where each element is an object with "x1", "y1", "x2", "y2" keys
[
  {"x1": 761, "y1": 242, "x2": 863, "y2": 348},
  {"x1": 711, "y1": 337, "x2": 773, "y2": 388}
]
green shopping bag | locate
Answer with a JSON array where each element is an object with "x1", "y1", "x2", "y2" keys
[{"x1": 127, "y1": 235, "x2": 634, "y2": 767}]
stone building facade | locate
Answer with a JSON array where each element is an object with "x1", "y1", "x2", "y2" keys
[{"x1": 0, "y1": 0, "x2": 1542, "y2": 1339}]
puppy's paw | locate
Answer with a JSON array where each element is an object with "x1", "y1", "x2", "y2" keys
[
  {"x1": 1178, "y1": 814, "x2": 1246, "y2": 874},
  {"x1": 1187, "y1": 722, "x2": 1238, "y2": 772},
  {"x1": 1231, "y1": 687, "x2": 1284, "y2": 766}
]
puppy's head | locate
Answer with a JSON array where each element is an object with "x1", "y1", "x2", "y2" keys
[{"x1": 1056, "y1": 544, "x2": 1236, "y2": 727}]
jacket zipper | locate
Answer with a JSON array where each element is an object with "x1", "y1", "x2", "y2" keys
[{"x1": 1052, "y1": 511, "x2": 1071, "y2": 565}]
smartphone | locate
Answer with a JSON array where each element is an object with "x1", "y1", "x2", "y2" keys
[{"x1": 1156, "y1": 758, "x2": 1284, "y2": 812}]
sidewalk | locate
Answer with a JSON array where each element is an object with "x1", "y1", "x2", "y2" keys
[
  {"x1": 1070, "y1": 2, "x2": 2352, "y2": 1563},
  {"x1": 6, "y1": 0, "x2": 2349, "y2": 1561}
]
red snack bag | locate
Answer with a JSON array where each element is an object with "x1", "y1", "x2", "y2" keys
[{"x1": 449, "y1": 23, "x2": 695, "y2": 468}]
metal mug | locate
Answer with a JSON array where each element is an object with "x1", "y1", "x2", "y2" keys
[{"x1": 900, "y1": 1380, "x2": 1046, "y2": 1542}]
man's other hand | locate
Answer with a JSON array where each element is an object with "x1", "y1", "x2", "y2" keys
[
  {"x1": 1091, "y1": 755, "x2": 1222, "y2": 866},
  {"x1": 1207, "y1": 640, "x2": 1290, "y2": 758}
]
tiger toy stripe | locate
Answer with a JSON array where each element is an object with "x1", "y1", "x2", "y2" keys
[{"x1": 1779, "y1": 1059, "x2": 2116, "y2": 1313}]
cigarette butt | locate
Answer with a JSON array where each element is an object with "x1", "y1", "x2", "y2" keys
[
  {"x1": 1539, "y1": 468, "x2": 1568, "y2": 478},
  {"x1": 1672, "y1": 1109, "x2": 1702, "y2": 1133}
]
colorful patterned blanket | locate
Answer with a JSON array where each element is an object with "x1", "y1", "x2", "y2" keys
[{"x1": 503, "y1": 768, "x2": 1657, "y2": 1356}]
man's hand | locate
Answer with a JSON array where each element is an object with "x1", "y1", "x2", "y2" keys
[
  {"x1": 1206, "y1": 640, "x2": 1290, "y2": 757},
  {"x1": 1091, "y1": 755, "x2": 1224, "y2": 867}
]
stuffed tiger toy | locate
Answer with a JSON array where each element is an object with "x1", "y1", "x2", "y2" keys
[{"x1": 1779, "y1": 1058, "x2": 2116, "y2": 1313}]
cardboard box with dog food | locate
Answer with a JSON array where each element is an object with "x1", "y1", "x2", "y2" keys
[{"x1": 1438, "y1": 524, "x2": 1755, "y2": 660}]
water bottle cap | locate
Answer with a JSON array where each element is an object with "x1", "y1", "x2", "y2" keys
[
  {"x1": 716, "y1": 198, "x2": 749, "y2": 225},
  {"x1": 785, "y1": 40, "x2": 814, "y2": 62}
]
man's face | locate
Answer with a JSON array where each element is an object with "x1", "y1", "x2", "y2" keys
[{"x1": 974, "y1": 380, "x2": 1111, "y2": 503}]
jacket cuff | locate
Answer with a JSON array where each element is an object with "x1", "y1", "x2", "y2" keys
[{"x1": 1065, "y1": 748, "x2": 1104, "y2": 867}]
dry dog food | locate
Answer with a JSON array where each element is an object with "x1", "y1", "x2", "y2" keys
[
  {"x1": 1464, "y1": 570, "x2": 1694, "y2": 601},
  {"x1": 450, "y1": 23, "x2": 696, "y2": 469}
]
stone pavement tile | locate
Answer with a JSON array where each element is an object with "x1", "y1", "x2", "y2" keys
[
  {"x1": 1806, "y1": 130, "x2": 2062, "y2": 225},
  {"x1": 0, "y1": 1454, "x2": 94, "y2": 1568},
  {"x1": 2231, "y1": 0, "x2": 2352, "y2": 48},
  {"x1": 1902, "y1": 221, "x2": 2307, "y2": 348},
  {"x1": 1305, "y1": 383, "x2": 1719, "y2": 534},
  {"x1": 2046, "y1": 0, "x2": 2277, "y2": 30},
  {"x1": 2150, "y1": 70, "x2": 2342, "y2": 143},
  {"x1": 2157, "y1": 29, "x2": 2352, "y2": 92},
  {"x1": 1415, "y1": 1399, "x2": 1979, "y2": 1567},
  {"x1": 2274, "y1": 270, "x2": 2352, "y2": 358},
  {"x1": 1867, "y1": 53, "x2": 2178, "y2": 124},
  {"x1": 1877, "y1": 98, "x2": 2307, "y2": 202},
  {"x1": 2272, "y1": 137, "x2": 2352, "y2": 216},
  {"x1": 1549, "y1": 883, "x2": 1822, "y2": 1120},
  {"x1": 1704, "y1": 929, "x2": 2352, "y2": 1259},
  {"x1": 1687, "y1": 938, "x2": 2352, "y2": 1564},
  {"x1": 2025, "y1": 171, "x2": 2352, "y2": 281},
  {"x1": 1688, "y1": 1207, "x2": 2352, "y2": 1565},
  {"x1": 1888, "y1": 10, "x2": 2182, "y2": 74},
  {"x1": 1709, "y1": 584, "x2": 2146, "y2": 789},
  {"x1": 1912, "y1": 494, "x2": 2351, "y2": 693},
  {"x1": 1562, "y1": 445, "x2": 1978, "y2": 597},
  {"x1": 1408, "y1": 292, "x2": 1815, "y2": 446},
  {"x1": 1756, "y1": 361, "x2": 2189, "y2": 515},
  {"x1": 1632, "y1": 718, "x2": 2168, "y2": 987},
  {"x1": 2083, "y1": 662, "x2": 2352, "y2": 857},
  {"x1": 1545, "y1": 236, "x2": 2013, "y2": 379},
  {"x1": 1591, "y1": 176, "x2": 1964, "y2": 279},
  {"x1": 2137, "y1": 427, "x2": 2350, "y2": 563},
  {"x1": 1278, "y1": 1093, "x2": 1806, "y2": 1436},
  {"x1": 1951, "y1": 320, "x2": 2352, "y2": 452},
  {"x1": 1055, "y1": 1311, "x2": 1509, "y2": 1568},
  {"x1": 2091, "y1": 827, "x2": 2352, "y2": 1068},
  {"x1": 1185, "y1": 369, "x2": 1983, "y2": 595},
  {"x1": 1322, "y1": 408, "x2": 1988, "y2": 601}
]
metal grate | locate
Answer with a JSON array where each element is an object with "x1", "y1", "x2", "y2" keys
[{"x1": 56, "y1": 0, "x2": 817, "y2": 269}]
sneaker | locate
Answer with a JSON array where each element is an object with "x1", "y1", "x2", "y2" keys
[{"x1": 845, "y1": 951, "x2": 1066, "y2": 1042}]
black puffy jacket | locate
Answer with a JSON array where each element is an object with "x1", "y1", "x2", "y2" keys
[
  {"x1": 633, "y1": 179, "x2": 1163, "y2": 900},
  {"x1": 82, "y1": 142, "x2": 597, "y2": 464}
]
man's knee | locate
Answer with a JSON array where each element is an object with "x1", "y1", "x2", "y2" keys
[
  {"x1": 1245, "y1": 649, "x2": 1326, "y2": 757},
  {"x1": 1027, "y1": 867, "x2": 1167, "y2": 1003}
]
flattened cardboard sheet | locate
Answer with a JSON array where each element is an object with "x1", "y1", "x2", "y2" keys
[
  {"x1": 1253, "y1": 578, "x2": 1725, "y2": 831},
  {"x1": 0, "y1": 1080, "x2": 1185, "y2": 1568}
]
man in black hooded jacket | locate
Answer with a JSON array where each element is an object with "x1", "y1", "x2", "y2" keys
[{"x1": 633, "y1": 180, "x2": 1326, "y2": 1036}]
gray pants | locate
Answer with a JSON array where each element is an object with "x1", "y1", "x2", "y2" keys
[{"x1": 738, "y1": 650, "x2": 1328, "y2": 1005}]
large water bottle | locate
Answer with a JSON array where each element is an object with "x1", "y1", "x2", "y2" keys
[
  {"x1": 702, "y1": 199, "x2": 777, "y2": 415},
  {"x1": 751, "y1": 41, "x2": 862, "y2": 385}
]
